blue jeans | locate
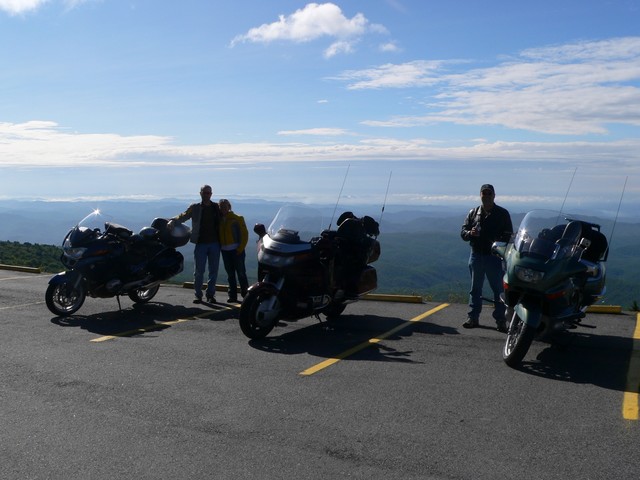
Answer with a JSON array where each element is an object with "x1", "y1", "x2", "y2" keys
[
  {"x1": 467, "y1": 251, "x2": 506, "y2": 322},
  {"x1": 193, "y1": 242, "x2": 220, "y2": 298},
  {"x1": 221, "y1": 250, "x2": 249, "y2": 299}
]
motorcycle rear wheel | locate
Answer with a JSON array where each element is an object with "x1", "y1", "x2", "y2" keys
[
  {"x1": 239, "y1": 289, "x2": 278, "y2": 339},
  {"x1": 502, "y1": 311, "x2": 535, "y2": 368},
  {"x1": 45, "y1": 281, "x2": 86, "y2": 316},
  {"x1": 128, "y1": 284, "x2": 160, "y2": 303}
]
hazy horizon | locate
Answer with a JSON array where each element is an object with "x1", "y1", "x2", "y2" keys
[{"x1": 1, "y1": 2, "x2": 638, "y2": 216}]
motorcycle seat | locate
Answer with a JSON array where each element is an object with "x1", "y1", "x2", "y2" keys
[{"x1": 105, "y1": 222, "x2": 133, "y2": 239}]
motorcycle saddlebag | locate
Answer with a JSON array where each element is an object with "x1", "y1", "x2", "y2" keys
[
  {"x1": 367, "y1": 239, "x2": 381, "y2": 263},
  {"x1": 356, "y1": 266, "x2": 377, "y2": 295},
  {"x1": 148, "y1": 250, "x2": 184, "y2": 279}
]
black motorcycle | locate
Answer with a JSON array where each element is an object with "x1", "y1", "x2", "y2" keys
[
  {"x1": 45, "y1": 210, "x2": 190, "y2": 316},
  {"x1": 239, "y1": 205, "x2": 380, "y2": 339},
  {"x1": 492, "y1": 210, "x2": 608, "y2": 367}
]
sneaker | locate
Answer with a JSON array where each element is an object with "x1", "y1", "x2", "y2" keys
[
  {"x1": 462, "y1": 317, "x2": 479, "y2": 329},
  {"x1": 193, "y1": 296, "x2": 203, "y2": 304},
  {"x1": 227, "y1": 297, "x2": 239, "y2": 304},
  {"x1": 206, "y1": 294, "x2": 216, "y2": 303},
  {"x1": 496, "y1": 320, "x2": 508, "y2": 333}
]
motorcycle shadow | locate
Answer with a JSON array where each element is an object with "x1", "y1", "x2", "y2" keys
[
  {"x1": 517, "y1": 328, "x2": 633, "y2": 393},
  {"x1": 249, "y1": 313, "x2": 458, "y2": 365},
  {"x1": 49, "y1": 301, "x2": 223, "y2": 337}
]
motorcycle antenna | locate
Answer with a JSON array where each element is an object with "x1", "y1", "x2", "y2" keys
[
  {"x1": 606, "y1": 176, "x2": 628, "y2": 258},
  {"x1": 329, "y1": 164, "x2": 350, "y2": 230},
  {"x1": 556, "y1": 166, "x2": 578, "y2": 224},
  {"x1": 379, "y1": 170, "x2": 393, "y2": 226}
]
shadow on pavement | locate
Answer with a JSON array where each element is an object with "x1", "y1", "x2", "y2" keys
[
  {"x1": 248, "y1": 313, "x2": 459, "y2": 365},
  {"x1": 49, "y1": 301, "x2": 237, "y2": 336},
  {"x1": 517, "y1": 328, "x2": 633, "y2": 393}
]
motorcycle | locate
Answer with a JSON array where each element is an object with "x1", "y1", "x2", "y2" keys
[
  {"x1": 45, "y1": 210, "x2": 191, "y2": 316},
  {"x1": 239, "y1": 205, "x2": 381, "y2": 339},
  {"x1": 492, "y1": 210, "x2": 608, "y2": 367}
]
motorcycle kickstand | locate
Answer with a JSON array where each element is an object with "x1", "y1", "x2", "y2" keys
[
  {"x1": 315, "y1": 314, "x2": 332, "y2": 330},
  {"x1": 116, "y1": 295, "x2": 122, "y2": 312}
]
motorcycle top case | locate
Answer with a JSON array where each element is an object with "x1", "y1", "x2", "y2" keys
[{"x1": 151, "y1": 218, "x2": 191, "y2": 248}]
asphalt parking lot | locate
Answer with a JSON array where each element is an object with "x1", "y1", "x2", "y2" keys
[{"x1": 1, "y1": 267, "x2": 639, "y2": 480}]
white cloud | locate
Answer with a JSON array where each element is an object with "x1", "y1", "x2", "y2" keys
[
  {"x1": 277, "y1": 128, "x2": 352, "y2": 136},
  {"x1": 341, "y1": 37, "x2": 640, "y2": 135},
  {"x1": 230, "y1": 2, "x2": 386, "y2": 57},
  {"x1": 0, "y1": 0, "x2": 48, "y2": 14},
  {"x1": 2, "y1": 121, "x2": 640, "y2": 170},
  {"x1": 379, "y1": 41, "x2": 401, "y2": 53},
  {"x1": 332, "y1": 60, "x2": 447, "y2": 89},
  {"x1": 324, "y1": 40, "x2": 355, "y2": 58},
  {"x1": 0, "y1": 0, "x2": 89, "y2": 15}
]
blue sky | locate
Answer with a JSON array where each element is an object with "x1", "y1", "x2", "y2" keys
[{"x1": 1, "y1": 0, "x2": 639, "y2": 217}]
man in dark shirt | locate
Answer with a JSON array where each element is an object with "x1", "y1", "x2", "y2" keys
[
  {"x1": 170, "y1": 185, "x2": 221, "y2": 303},
  {"x1": 460, "y1": 184, "x2": 513, "y2": 332}
]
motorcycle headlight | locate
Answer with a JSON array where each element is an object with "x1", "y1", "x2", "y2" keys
[
  {"x1": 259, "y1": 251, "x2": 295, "y2": 267},
  {"x1": 63, "y1": 247, "x2": 87, "y2": 260},
  {"x1": 515, "y1": 265, "x2": 545, "y2": 283}
]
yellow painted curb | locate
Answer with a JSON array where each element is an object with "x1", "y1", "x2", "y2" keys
[
  {"x1": 0, "y1": 264, "x2": 41, "y2": 274},
  {"x1": 586, "y1": 305, "x2": 623, "y2": 314},
  {"x1": 182, "y1": 282, "x2": 423, "y2": 303},
  {"x1": 181, "y1": 282, "x2": 625, "y2": 310},
  {"x1": 362, "y1": 293, "x2": 424, "y2": 303}
]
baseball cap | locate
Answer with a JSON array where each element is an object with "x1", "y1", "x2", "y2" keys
[{"x1": 480, "y1": 184, "x2": 495, "y2": 194}]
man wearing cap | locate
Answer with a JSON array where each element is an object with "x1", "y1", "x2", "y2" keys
[
  {"x1": 169, "y1": 184, "x2": 221, "y2": 304},
  {"x1": 460, "y1": 184, "x2": 513, "y2": 332}
]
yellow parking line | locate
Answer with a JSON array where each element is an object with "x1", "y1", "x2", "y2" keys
[
  {"x1": 90, "y1": 306, "x2": 235, "y2": 342},
  {"x1": 0, "y1": 301, "x2": 45, "y2": 311},
  {"x1": 623, "y1": 313, "x2": 640, "y2": 420},
  {"x1": 299, "y1": 303, "x2": 450, "y2": 376},
  {"x1": 0, "y1": 274, "x2": 49, "y2": 281}
]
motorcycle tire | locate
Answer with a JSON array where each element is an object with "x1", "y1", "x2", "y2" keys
[
  {"x1": 45, "y1": 281, "x2": 86, "y2": 317},
  {"x1": 128, "y1": 284, "x2": 160, "y2": 303},
  {"x1": 239, "y1": 289, "x2": 278, "y2": 340},
  {"x1": 502, "y1": 311, "x2": 535, "y2": 368}
]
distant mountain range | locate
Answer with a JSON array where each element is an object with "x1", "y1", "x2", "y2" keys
[{"x1": 1, "y1": 199, "x2": 638, "y2": 308}]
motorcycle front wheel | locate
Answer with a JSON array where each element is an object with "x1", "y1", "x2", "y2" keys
[
  {"x1": 502, "y1": 310, "x2": 535, "y2": 368},
  {"x1": 239, "y1": 289, "x2": 279, "y2": 339},
  {"x1": 45, "y1": 281, "x2": 86, "y2": 316},
  {"x1": 128, "y1": 284, "x2": 160, "y2": 303}
]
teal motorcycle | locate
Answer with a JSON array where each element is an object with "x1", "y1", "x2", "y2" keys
[{"x1": 492, "y1": 210, "x2": 608, "y2": 367}]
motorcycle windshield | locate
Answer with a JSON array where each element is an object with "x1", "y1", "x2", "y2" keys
[
  {"x1": 76, "y1": 209, "x2": 114, "y2": 232},
  {"x1": 514, "y1": 210, "x2": 582, "y2": 261},
  {"x1": 65, "y1": 209, "x2": 115, "y2": 247},
  {"x1": 267, "y1": 205, "x2": 328, "y2": 243}
]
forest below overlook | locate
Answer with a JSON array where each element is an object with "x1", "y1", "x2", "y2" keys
[{"x1": 1, "y1": 199, "x2": 638, "y2": 309}]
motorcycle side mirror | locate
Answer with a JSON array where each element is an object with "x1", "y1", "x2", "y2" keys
[{"x1": 254, "y1": 223, "x2": 267, "y2": 238}]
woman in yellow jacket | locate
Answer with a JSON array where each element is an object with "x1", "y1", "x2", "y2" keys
[{"x1": 218, "y1": 199, "x2": 249, "y2": 303}]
